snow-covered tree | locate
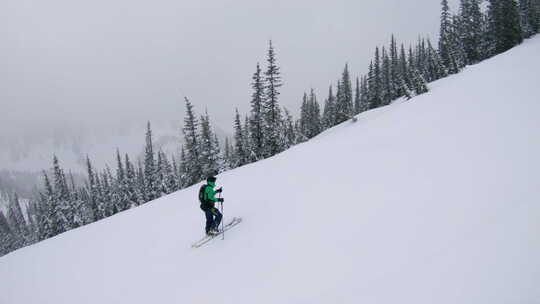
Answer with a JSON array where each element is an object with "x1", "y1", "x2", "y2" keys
[
  {"x1": 199, "y1": 111, "x2": 221, "y2": 177},
  {"x1": 249, "y1": 63, "x2": 265, "y2": 161},
  {"x1": 182, "y1": 97, "x2": 203, "y2": 186},
  {"x1": 263, "y1": 40, "x2": 285, "y2": 158},
  {"x1": 335, "y1": 64, "x2": 354, "y2": 123}
]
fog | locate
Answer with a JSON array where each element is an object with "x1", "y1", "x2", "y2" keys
[{"x1": 1, "y1": 0, "x2": 459, "y2": 148}]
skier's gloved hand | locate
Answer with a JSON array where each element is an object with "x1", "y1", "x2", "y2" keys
[
  {"x1": 218, "y1": 198, "x2": 224, "y2": 203},
  {"x1": 216, "y1": 187, "x2": 223, "y2": 193}
]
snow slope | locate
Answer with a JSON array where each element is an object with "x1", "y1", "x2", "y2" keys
[{"x1": 1, "y1": 37, "x2": 540, "y2": 304}]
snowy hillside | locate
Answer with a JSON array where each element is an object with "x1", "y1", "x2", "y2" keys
[{"x1": 1, "y1": 36, "x2": 539, "y2": 304}]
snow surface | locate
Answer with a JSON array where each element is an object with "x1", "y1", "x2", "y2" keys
[{"x1": 1, "y1": 36, "x2": 539, "y2": 304}]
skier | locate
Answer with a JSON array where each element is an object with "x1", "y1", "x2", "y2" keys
[{"x1": 199, "y1": 176, "x2": 224, "y2": 236}]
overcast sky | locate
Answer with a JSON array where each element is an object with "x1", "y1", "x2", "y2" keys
[{"x1": 1, "y1": 0, "x2": 459, "y2": 143}]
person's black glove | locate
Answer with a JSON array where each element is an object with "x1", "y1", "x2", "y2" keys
[
  {"x1": 216, "y1": 187, "x2": 223, "y2": 193},
  {"x1": 218, "y1": 198, "x2": 224, "y2": 203}
]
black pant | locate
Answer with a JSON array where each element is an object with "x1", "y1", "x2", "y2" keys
[{"x1": 201, "y1": 205, "x2": 222, "y2": 233}]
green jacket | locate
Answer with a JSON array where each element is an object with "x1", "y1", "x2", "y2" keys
[{"x1": 204, "y1": 181, "x2": 218, "y2": 204}]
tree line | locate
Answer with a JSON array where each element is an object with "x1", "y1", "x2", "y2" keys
[{"x1": 1, "y1": 0, "x2": 539, "y2": 257}]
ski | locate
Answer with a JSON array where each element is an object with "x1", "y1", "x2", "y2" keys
[{"x1": 191, "y1": 217, "x2": 242, "y2": 248}]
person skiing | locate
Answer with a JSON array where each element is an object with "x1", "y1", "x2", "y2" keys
[{"x1": 199, "y1": 176, "x2": 224, "y2": 236}]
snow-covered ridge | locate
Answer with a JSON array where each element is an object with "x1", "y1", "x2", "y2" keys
[{"x1": 0, "y1": 36, "x2": 539, "y2": 304}]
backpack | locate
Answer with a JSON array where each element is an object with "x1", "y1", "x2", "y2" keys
[{"x1": 198, "y1": 184, "x2": 208, "y2": 204}]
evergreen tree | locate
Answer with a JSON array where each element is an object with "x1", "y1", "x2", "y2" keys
[
  {"x1": 38, "y1": 172, "x2": 56, "y2": 240},
  {"x1": 263, "y1": 40, "x2": 285, "y2": 157},
  {"x1": 440, "y1": 0, "x2": 453, "y2": 67},
  {"x1": 390, "y1": 36, "x2": 400, "y2": 96},
  {"x1": 136, "y1": 161, "x2": 146, "y2": 205},
  {"x1": 178, "y1": 146, "x2": 188, "y2": 189},
  {"x1": 7, "y1": 193, "x2": 26, "y2": 235},
  {"x1": 354, "y1": 77, "x2": 362, "y2": 114},
  {"x1": 144, "y1": 122, "x2": 159, "y2": 201},
  {"x1": 531, "y1": 0, "x2": 540, "y2": 33},
  {"x1": 426, "y1": 39, "x2": 449, "y2": 81},
  {"x1": 85, "y1": 157, "x2": 99, "y2": 221},
  {"x1": 0, "y1": 210, "x2": 15, "y2": 256},
  {"x1": 488, "y1": 0, "x2": 523, "y2": 55},
  {"x1": 249, "y1": 63, "x2": 265, "y2": 161},
  {"x1": 410, "y1": 68, "x2": 430, "y2": 95},
  {"x1": 199, "y1": 111, "x2": 221, "y2": 177},
  {"x1": 322, "y1": 86, "x2": 337, "y2": 129},
  {"x1": 158, "y1": 151, "x2": 176, "y2": 194},
  {"x1": 399, "y1": 44, "x2": 412, "y2": 87},
  {"x1": 100, "y1": 168, "x2": 115, "y2": 217},
  {"x1": 51, "y1": 156, "x2": 73, "y2": 233},
  {"x1": 381, "y1": 47, "x2": 393, "y2": 106},
  {"x1": 359, "y1": 76, "x2": 371, "y2": 111},
  {"x1": 7, "y1": 193, "x2": 27, "y2": 248},
  {"x1": 300, "y1": 89, "x2": 322, "y2": 138},
  {"x1": 222, "y1": 137, "x2": 233, "y2": 170},
  {"x1": 520, "y1": 0, "x2": 540, "y2": 37},
  {"x1": 299, "y1": 92, "x2": 309, "y2": 137},
  {"x1": 283, "y1": 107, "x2": 297, "y2": 147},
  {"x1": 114, "y1": 149, "x2": 130, "y2": 212},
  {"x1": 233, "y1": 109, "x2": 248, "y2": 167},
  {"x1": 182, "y1": 97, "x2": 203, "y2": 186},
  {"x1": 309, "y1": 89, "x2": 322, "y2": 137},
  {"x1": 335, "y1": 64, "x2": 354, "y2": 123},
  {"x1": 460, "y1": 0, "x2": 484, "y2": 63}
]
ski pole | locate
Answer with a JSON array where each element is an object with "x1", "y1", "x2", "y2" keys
[{"x1": 219, "y1": 192, "x2": 224, "y2": 240}]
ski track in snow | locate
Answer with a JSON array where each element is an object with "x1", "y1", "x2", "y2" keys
[{"x1": 0, "y1": 36, "x2": 539, "y2": 304}]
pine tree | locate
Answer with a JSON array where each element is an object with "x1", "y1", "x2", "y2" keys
[
  {"x1": 300, "y1": 91, "x2": 308, "y2": 134},
  {"x1": 51, "y1": 156, "x2": 73, "y2": 233},
  {"x1": 199, "y1": 111, "x2": 221, "y2": 177},
  {"x1": 440, "y1": 0, "x2": 453, "y2": 67},
  {"x1": 488, "y1": 0, "x2": 523, "y2": 55},
  {"x1": 242, "y1": 116, "x2": 253, "y2": 163},
  {"x1": 531, "y1": 0, "x2": 540, "y2": 33},
  {"x1": 0, "y1": 210, "x2": 15, "y2": 256},
  {"x1": 309, "y1": 89, "x2": 322, "y2": 137},
  {"x1": 182, "y1": 97, "x2": 203, "y2": 186},
  {"x1": 399, "y1": 44, "x2": 411, "y2": 88},
  {"x1": 410, "y1": 68, "x2": 430, "y2": 95},
  {"x1": 7, "y1": 192, "x2": 27, "y2": 248},
  {"x1": 222, "y1": 137, "x2": 233, "y2": 170},
  {"x1": 155, "y1": 151, "x2": 165, "y2": 195},
  {"x1": 7, "y1": 193, "x2": 26, "y2": 234},
  {"x1": 354, "y1": 77, "x2": 362, "y2": 114},
  {"x1": 426, "y1": 39, "x2": 449, "y2": 81},
  {"x1": 178, "y1": 146, "x2": 188, "y2": 188},
  {"x1": 136, "y1": 161, "x2": 146, "y2": 205},
  {"x1": 115, "y1": 149, "x2": 130, "y2": 212},
  {"x1": 263, "y1": 40, "x2": 285, "y2": 157},
  {"x1": 100, "y1": 167, "x2": 115, "y2": 217},
  {"x1": 144, "y1": 122, "x2": 159, "y2": 201},
  {"x1": 233, "y1": 109, "x2": 248, "y2": 167},
  {"x1": 249, "y1": 63, "x2": 265, "y2": 161},
  {"x1": 283, "y1": 107, "x2": 297, "y2": 147},
  {"x1": 67, "y1": 172, "x2": 85, "y2": 228},
  {"x1": 335, "y1": 64, "x2": 354, "y2": 123},
  {"x1": 38, "y1": 171, "x2": 56, "y2": 240},
  {"x1": 390, "y1": 35, "x2": 401, "y2": 99},
  {"x1": 359, "y1": 76, "x2": 371, "y2": 111},
  {"x1": 520, "y1": 0, "x2": 535, "y2": 37},
  {"x1": 322, "y1": 86, "x2": 337, "y2": 129},
  {"x1": 158, "y1": 151, "x2": 176, "y2": 195},
  {"x1": 85, "y1": 157, "x2": 100, "y2": 221},
  {"x1": 381, "y1": 47, "x2": 393, "y2": 106}
]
